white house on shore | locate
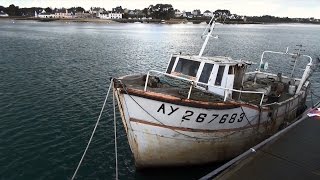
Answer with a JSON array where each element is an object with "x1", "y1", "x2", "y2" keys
[
  {"x1": 36, "y1": 10, "x2": 55, "y2": 18},
  {"x1": 55, "y1": 9, "x2": 73, "y2": 18},
  {"x1": 182, "y1": 11, "x2": 193, "y2": 18},
  {"x1": 0, "y1": 11, "x2": 8, "y2": 17},
  {"x1": 34, "y1": 9, "x2": 75, "y2": 19},
  {"x1": 98, "y1": 12, "x2": 122, "y2": 19},
  {"x1": 35, "y1": 9, "x2": 74, "y2": 19}
]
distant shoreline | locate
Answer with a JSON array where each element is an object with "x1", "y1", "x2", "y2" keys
[
  {"x1": 1, "y1": 17, "x2": 319, "y2": 25},
  {"x1": 0, "y1": 17, "x2": 116, "y2": 24}
]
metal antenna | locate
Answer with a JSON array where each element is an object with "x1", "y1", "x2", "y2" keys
[{"x1": 198, "y1": 16, "x2": 215, "y2": 57}]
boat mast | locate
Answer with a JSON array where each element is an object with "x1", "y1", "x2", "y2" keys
[{"x1": 198, "y1": 17, "x2": 216, "y2": 58}]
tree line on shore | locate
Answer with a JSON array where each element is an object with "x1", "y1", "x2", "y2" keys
[
  {"x1": 0, "y1": 3, "x2": 318, "y2": 24},
  {"x1": 0, "y1": 4, "x2": 85, "y2": 17}
]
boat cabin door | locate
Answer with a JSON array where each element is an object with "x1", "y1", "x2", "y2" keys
[{"x1": 207, "y1": 64, "x2": 235, "y2": 98}]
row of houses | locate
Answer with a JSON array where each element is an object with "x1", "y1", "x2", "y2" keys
[
  {"x1": 91, "y1": 6, "x2": 143, "y2": 18},
  {"x1": 35, "y1": 8, "x2": 122, "y2": 19},
  {"x1": 293, "y1": 17, "x2": 320, "y2": 22},
  {"x1": 175, "y1": 9, "x2": 214, "y2": 18},
  {"x1": 89, "y1": 7, "x2": 122, "y2": 19},
  {"x1": 175, "y1": 9, "x2": 244, "y2": 20},
  {"x1": 97, "y1": 12, "x2": 122, "y2": 19},
  {"x1": 35, "y1": 8, "x2": 242, "y2": 20},
  {"x1": 36, "y1": 9, "x2": 73, "y2": 18}
]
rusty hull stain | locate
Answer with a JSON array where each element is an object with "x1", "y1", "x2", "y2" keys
[
  {"x1": 132, "y1": 129, "x2": 266, "y2": 167},
  {"x1": 130, "y1": 118, "x2": 267, "y2": 133}
]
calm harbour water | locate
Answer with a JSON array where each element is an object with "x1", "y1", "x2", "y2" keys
[{"x1": 0, "y1": 20, "x2": 320, "y2": 180}]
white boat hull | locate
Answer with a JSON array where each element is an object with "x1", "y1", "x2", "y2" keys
[{"x1": 115, "y1": 88, "x2": 307, "y2": 167}]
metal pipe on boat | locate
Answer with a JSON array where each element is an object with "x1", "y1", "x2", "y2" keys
[
  {"x1": 255, "y1": 51, "x2": 267, "y2": 84},
  {"x1": 238, "y1": 91, "x2": 242, "y2": 101},
  {"x1": 198, "y1": 17, "x2": 215, "y2": 58},
  {"x1": 187, "y1": 81, "x2": 194, "y2": 99},
  {"x1": 223, "y1": 90, "x2": 228, "y2": 101},
  {"x1": 259, "y1": 93, "x2": 265, "y2": 106},
  {"x1": 257, "y1": 51, "x2": 266, "y2": 72},
  {"x1": 296, "y1": 62, "x2": 312, "y2": 94},
  {"x1": 144, "y1": 72, "x2": 150, "y2": 91},
  {"x1": 257, "y1": 50, "x2": 312, "y2": 88}
]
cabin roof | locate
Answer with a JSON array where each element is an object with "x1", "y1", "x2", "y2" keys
[{"x1": 174, "y1": 55, "x2": 250, "y2": 65}]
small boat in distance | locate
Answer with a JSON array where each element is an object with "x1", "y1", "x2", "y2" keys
[{"x1": 114, "y1": 17, "x2": 313, "y2": 168}]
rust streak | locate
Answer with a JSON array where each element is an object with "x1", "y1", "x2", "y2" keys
[{"x1": 130, "y1": 118, "x2": 266, "y2": 133}]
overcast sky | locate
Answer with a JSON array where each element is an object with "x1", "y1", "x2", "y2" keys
[{"x1": 1, "y1": 0, "x2": 319, "y2": 18}]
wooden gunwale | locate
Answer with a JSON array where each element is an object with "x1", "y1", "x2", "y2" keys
[{"x1": 119, "y1": 88, "x2": 270, "y2": 112}]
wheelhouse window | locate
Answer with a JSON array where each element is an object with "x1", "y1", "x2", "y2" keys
[
  {"x1": 199, "y1": 63, "x2": 214, "y2": 83},
  {"x1": 215, "y1": 65, "x2": 225, "y2": 86},
  {"x1": 228, "y1": 66, "x2": 234, "y2": 74},
  {"x1": 166, "y1": 56, "x2": 176, "y2": 74},
  {"x1": 174, "y1": 58, "x2": 200, "y2": 77}
]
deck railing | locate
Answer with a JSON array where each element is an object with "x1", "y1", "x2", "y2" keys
[
  {"x1": 144, "y1": 70, "x2": 266, "y2": 106},
  {"x1": 258, "y1": 49, "x2": 313, "y2": 95}
]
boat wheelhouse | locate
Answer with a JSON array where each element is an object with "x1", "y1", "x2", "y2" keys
[{"x1": 165, "y1": 55, "x2": 248, "y2": 99}]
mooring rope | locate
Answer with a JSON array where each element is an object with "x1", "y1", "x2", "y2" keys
[
  {"x1": 113, "y1": 84, "x2": 118, "y2": 180},
  {"x1": 71, "y1": 79, "x2": 113, "y2": 180}
]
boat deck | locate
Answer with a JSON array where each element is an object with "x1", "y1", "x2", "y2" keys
[
  {"x1": 116, "y1": 74, "x2": 294, "y2": 105},
  {"x1": 200, "y1": 106, "x2": 320, "y2": 180},
  {"x1": 117, "y1": 74, "x2": 225, "y2": 102}
]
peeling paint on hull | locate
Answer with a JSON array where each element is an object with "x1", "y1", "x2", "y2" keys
[
  {"x1": 128, "y1": 125, "x2": 265, "y2": 167},
  {"x1": 115, "y1": 88, "x2": 307, "y2": 167}
]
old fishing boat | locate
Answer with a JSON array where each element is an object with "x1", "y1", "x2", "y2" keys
[{"x1": 114, "y1": 18, "x2": 313, "y2": 167}]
